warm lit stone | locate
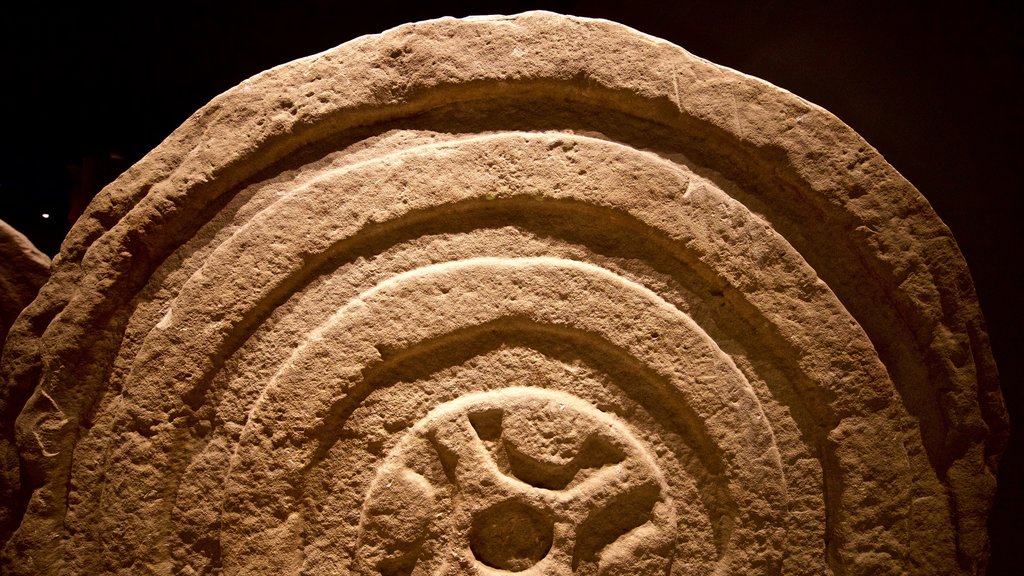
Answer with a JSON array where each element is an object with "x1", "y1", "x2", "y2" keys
[
  {"x1": 0, "y1": 12, "x2": 1006, "y2": 575},
  {"x1": 0, "y1": 221, "x2": 49, "y2": 347},
  {"x1": 0, "y1": 220, "x2": 50, "y2": 543}
]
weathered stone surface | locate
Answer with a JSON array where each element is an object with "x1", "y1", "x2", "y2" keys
[
  {"x1": 0, "y1": 11, "x2": 1006, "y2": 575},
  {"x1": 0, "y1": 221, "x2": 49, "y2": 347},
  {"x1": 0, "y1": 220, "x2": 50, "y2": 543}
]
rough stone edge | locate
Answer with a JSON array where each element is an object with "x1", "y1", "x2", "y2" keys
[
  {"x1": 0, "y1": 220, "x2": 49, "y2": 549},
  {"x1": 0, "y1": 9, "x2": 1007, "y2": 570}
]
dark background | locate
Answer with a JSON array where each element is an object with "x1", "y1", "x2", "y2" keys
[{"x1": 1, "y1": 1, "x2": 1020, "y2": 573}]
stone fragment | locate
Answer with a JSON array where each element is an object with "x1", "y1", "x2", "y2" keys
[
  {"x1": 0, "y1": 11, "x2": 1006, "y2": 576},
  {"x1": 0, "y1": 221, "x2": 49, "y2": 346},
  {"x1": 0, "y1": 220, "x2": 50, "y2": 545}
]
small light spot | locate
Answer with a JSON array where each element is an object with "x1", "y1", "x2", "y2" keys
[{"x1": 41, "y1": 213, "x2": 50, "y2": 219}]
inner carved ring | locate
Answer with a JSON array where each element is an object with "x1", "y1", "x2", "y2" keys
[{"x1": 469, "y1": 499, "x2": 554, "y2": 571}]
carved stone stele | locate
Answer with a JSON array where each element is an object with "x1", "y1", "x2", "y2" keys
[{"x1": 0, "y1": 11, "x2": 1007, "y2": 576}]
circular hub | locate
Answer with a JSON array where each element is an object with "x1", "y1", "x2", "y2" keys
[{"x1": 469, "y1": 500, "x2": 553, "y2": 571}]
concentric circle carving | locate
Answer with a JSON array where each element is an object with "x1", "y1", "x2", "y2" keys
[{"x1": 0, "y1": 11, "x2": 1004, "y2": 576}]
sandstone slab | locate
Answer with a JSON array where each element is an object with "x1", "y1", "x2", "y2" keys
[{"x1": 0, "y1": 11, "x2": 1007, "y2": 575}]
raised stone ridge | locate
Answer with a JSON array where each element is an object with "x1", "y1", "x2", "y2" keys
[{"x1": 0, "y1": 11, "x2": 1006, "y2": 575}]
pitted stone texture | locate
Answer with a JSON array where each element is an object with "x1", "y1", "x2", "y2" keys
[
  {"x1": 0, "y1": 11, "x2": 1005, "y2": 576},
  {"x1": 0, "y1": 220, "x2": 49, "y2": 545},
  {"x1": 0, "y1": 221, "x2": 49, "y2": 346},
  {"x1": 358, "y1": 388, "x2": 675, "y2": 575}
]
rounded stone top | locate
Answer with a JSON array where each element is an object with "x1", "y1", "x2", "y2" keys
[{"x1": 0, "y1": 11, "x2": 1006, "y2": 576}]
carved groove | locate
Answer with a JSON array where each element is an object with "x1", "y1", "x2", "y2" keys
[{"x1": 0, "y1": 11, "x2": 1002, "y2": 576}]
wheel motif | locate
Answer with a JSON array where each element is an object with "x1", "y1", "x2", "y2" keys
[{"x1": 356, "y1": 388, "x2": 677, "y2": 575}]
